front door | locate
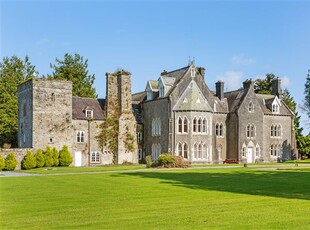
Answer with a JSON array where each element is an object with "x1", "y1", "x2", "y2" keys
[
  {"x1": 74, "y1": 151, "x2": 82, "y2": 167},
  {"x1": 247, "y1": 148, "x2": 253, "y2": 163}
]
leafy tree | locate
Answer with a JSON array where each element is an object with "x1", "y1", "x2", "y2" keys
[
  {"x1": 22, "y1": 150, "x2": 36, "y2": 170},
  {"x1": 52, "y1": 147, "x2": 59, "y2": 166},
  {"x1": 0, "y1": 154, "x2": 5, "y2": 170},
  {"x1": 0, "y1": 56, "x2": 38, "y2": 147},
  {"x1": 44, "y1": 146, "x2": 54, "y2": 167},
  {"x1": 59, "y1": 145, "x2": 72, "y2": 166},
  {"x1": 303, "y1": 70, "x2": 310, "y2": 119},
  {"x1": 297, "y1": 135, "x2": 310, "y2": 158},
  {"x1": 96, "y1": 115, "x2": 119, "y2": 164},
  {"x1": 34, "y1": 149, "x2": 45, "y2": 168},
  {"x1": 47, "y1": 53, "x2": 96, "y2": 98},
  {"x1": 4, "y1": 152, "x2": 18, "y2": 171}
]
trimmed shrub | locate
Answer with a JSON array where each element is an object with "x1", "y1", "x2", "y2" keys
[
  {"x1": 44, "y1": 146, "x2": 54, "y2": 167},
  {"x1": 34, "y1": 149, "x2": 45, "y2": 168},
  {"x1": 4, "y1": 152, "x2": 18, "y2": 171},
  {"x1": 52, "y1": 147, "x2": 59, "y2": 166},
  {"x1": 146, "y1": 155, "x2": 153, "y2": 168},
  {"x1": 158, "y1": 153, "x2": 176, "y2": 167},
  {"x1": 174, "y1": 156, "x2": 190, "y2": 168},
  {"x1": 0, "y1": 154, "x2": 5, "y2": 171},
  {"x1": 22, "y1": 150, "x2": 36, "y2": 170},
  {"x1": 59, "y1": 145, "x2": 72, "y2": 166}
]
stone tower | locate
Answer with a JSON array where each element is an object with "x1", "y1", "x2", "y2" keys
[
  {"x1": 106, "y1": 70, "x2": 138, "y2": 163},
  {"x1": 18, "y1": 79, "x2": 73, "y2": 151}
]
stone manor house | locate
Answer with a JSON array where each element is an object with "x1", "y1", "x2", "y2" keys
[{"x1": 17, "y1": 64, "x2": 296, "y2": 166}]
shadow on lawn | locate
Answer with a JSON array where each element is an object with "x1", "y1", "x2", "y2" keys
[{"x1": 119, "y1": 169, "x2": 310, "y2": 200}]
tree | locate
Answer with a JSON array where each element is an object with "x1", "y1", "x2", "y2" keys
[
  {"x1": 22, "y1": 150, "x2": 36, "y2": 170},
  {"x1": 254, "y1": 73, "x2": 276, "y2": 94},
  {"x1": 4, "y1": 152, "x2": 18, "y2": 171},
  {"x1": 303, "y1": 70, "x2": 310, "y2": 119},
  {"x1": 47, "y1": 53, "x2": 96, "y2": 98},
  {"x1": 297, "y1": 135, "x2": 310, "y2": 158},
  {"x1": 59, "y1": 145, "x2": 72, "y2": 166},
  {"x1": 0, "y1": 154, "x2": 5, "y2": 170},
  {"x1": 34, "y1": 149, "x2": 45, "y2": 168},
  {"x1": 44, "y1": 146, "x2": 54, "y2": 167},
  {"x1": 52, "y1": 147, "x2": 59, "y2": 166},
  {"x1": 0, "y1": 56, "x2": 38, "y2": 147}
]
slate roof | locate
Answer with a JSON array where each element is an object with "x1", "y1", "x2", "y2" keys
[
  {"x1": 72, "y1": 97, "x2": 105, "y2": 120},
  {"x1": 256, "y1": 94, "x2": 293, "y2": 116},
  {"x1": 148, "y1": 80, "x2": 158, "y2": 90},
  {"x1": 161, "y1": 76, "x2": 176, "y2": 86},
  {"x1": 132, "y1": 91, "x2": 147, "y2": 104}
]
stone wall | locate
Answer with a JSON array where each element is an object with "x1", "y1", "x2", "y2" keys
[{"x1": 0, "y1": 148, "x2": 32, "y2": 170}]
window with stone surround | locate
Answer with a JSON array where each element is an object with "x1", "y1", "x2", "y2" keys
[
  {"x1": 246, "y1": 124, "x2": 255, "y2": 138},
  {"x1": 76, "y1": 131, "x2": 85, "y2": 143},
  {"x1": 137, "y1": 132, "x2": 142, "y2": 143},
  {"x1": 216, "y1": 123, "x2": 224, "y2": 137},
  {"x1": 248, "y1": 102, "x2": 254, "y2": 113},
  {"x1": 91, "y1": 151, "x2": 100, "y2": 163},
  {"x1": 271, "y1": 124, "x2": 282, "y2": 138}
]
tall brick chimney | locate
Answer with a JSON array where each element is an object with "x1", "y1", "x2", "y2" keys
[
  {"x1": 272, "y1": 78, "x2": 282, "y2": 98},
  {"x1": 215, "y1": 81, "x2": 224, "y2": 100}
]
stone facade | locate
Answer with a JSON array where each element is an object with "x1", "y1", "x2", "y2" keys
[
  {"x1": 16, "y1": 64, "x2": 296, "y2": 167},
  {"x1": 142, "y1": 64, "x2": 296, "y2": 164}
]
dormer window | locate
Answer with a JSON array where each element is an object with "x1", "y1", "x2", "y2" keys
[
  {"x1": 84, "y1": 108, "x2": 93, "y2": 119},
  {"x1": 272, "y1": 104, "x2": 279, "y2": 113}
]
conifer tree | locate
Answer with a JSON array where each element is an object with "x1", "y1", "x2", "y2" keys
[
  {"x1": 34, "y1": 149, "x2": 45, "y2": 168},
  {"x1": 47, "y1": 53, "x2": 97, "y2": 98},
  {"x1": 22, "y1": 150, "x2": 36, "y2": 170},
  {"x1": 59, "y1": 145, "x2": 72, "y2": 166},
  {"x1": 44, "y1": 146, "x2": 54, "y2": 167},
  {"x1": 4, "y1": 152, "x2": 18, "y2": 171},
  {"x1": 0, "y1": 154, "x2": 5, "y2": 171}
]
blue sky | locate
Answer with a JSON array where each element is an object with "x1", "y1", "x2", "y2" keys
[{"x1": 1, "y1": 0, "x2": 309, "y2": 134}]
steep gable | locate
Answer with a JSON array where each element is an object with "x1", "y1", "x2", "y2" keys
[{"x1": 173, "y1": 80, "x2": 212, "y2": 111}]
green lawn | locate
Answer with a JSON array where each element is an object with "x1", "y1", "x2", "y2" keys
[{"x1": 1, "y1": 167, "x2": 309, "y2": 229}]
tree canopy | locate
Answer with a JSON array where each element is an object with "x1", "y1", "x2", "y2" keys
[
  {"x1": 254, "y1": 73, "x2": 276, "y2": 94},
  {"x1": 0, "y1": 55, "x2": 38, "y2": 147},
  {"x1": 303, "y1": 70, "x2": 310, "y2": 119},
  {"x1": 47, "y1": 53, "x2": 97, "y2": 98}
]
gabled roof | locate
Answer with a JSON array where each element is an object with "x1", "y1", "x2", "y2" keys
[
  {"x1": 256, "y1": 94, "x2": 292, "y2": 116},
  {"x1": 147, "y1": 80, "x2": 158, "y2": 91},
  {"x1": 224, "y1": 89, "x2": 245, "y2": 113},
  {"x1": 72, "y1": 97, "x2": 105, "y2": 120},
  {"x1": 161, "y1": 76, "x2": 176, "y2": 86},
  {"x1": 132, "y1": 91, "x2": 147, "y2": 104}
]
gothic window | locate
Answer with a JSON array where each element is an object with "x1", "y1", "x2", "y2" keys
[
  {"x1": 271, "y1": 125, "x2": 274, "y2": 136},
  {"x1": 270, "y1": 144, "x2": 275, "y2": 157},
  {"x1": 198, "y1": 144, "x2": 202, "y2": 159},
  {"x1": 152, "y1": 118, "x2": 161, "y2": 136},
  {"x1": 271, "y1": 124, "x2": 282, "y2": 137},
  {"x1": 202, "y1": 144, "x2": 207, "y2": 159},
  {"x1": 194, "y1": 144, "x2": 198, "y2": 159},
  {"x1": 91, "y1": 151, "x2": 100, "y2": 163},
  {"x1": 191, "y1": 68, "x2": 196, "y2": 78},
  {"x1": 152, "y1": 144, "x2": 161, "y2": 161},
  {"x1": 202, "y1": 118, "x2": 207, "y2": 134},
  {"x1": 77, "y1": 131, "x2": 85, "y2": 143},
  {"x1": 138, "y1": 149, "x2": 143, "y2": 160},
  {"x1": 216, "y1": 123, "x2": 223, "y2": 137},
  {"x1": 178, "y1": 117, "x2": 182, "y2": 133},
  {"x1": 183, "y1": 117, "x2": 188, "y2": 133},
  {"x1": 246, "y1": 124, "x2": 255, "y2": 138},
  {"x1": 183, "y1": 143, "x2": 188, "y2": 159},
  {"x1": 178, "y1": 143, "x2": 182, "y2": 156},
  {"x1": 193, "y1": 118, "x2": 197, "y2": 133},
  {"x1": 277, "y1": 125, "x2": 281, "y2": 137},
  {"x1": 248, "y1": 102, "x2": 254, "y2": 113},
  {"x1": 242, "y1": 144, "x2": 246, "y2": 157},
  {"x1": 272, "y1": 104, "x2": 279, "y2": 113},
  {"x1": 198, "y1": 118, "x2": 202, "y2": 133}
]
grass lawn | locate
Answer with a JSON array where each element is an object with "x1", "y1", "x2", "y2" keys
[{"x1": 1, "y1": 167, "x2": 309, "y2": 229}]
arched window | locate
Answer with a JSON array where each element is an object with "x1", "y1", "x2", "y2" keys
[
  {"x1": 178, "y1": 143, "x2": 182, "y2": 156},
  {"x1": 242, "y1": 145, "x2": 246, "y2": 157},
  {"x1": 198, "y1": 144, "x2": 202, "y2": 159},
  {"x1": 178, "y1": 117, "x2": 182, "y2": 133},
  {"x1": 194, "y1": 144, "x2": 198, "y2": 159},
  {"x1": 183, "y1": 117, "x2": 188, "y2": 133},
  {"x1": 271, "y1": 125, "x2": 274, "y2": 137},
  {"x1": 247, "y1": 124, "x2": 255, "y2": 138},
  {"x1": 183, "y1": 143, "x2": 188, "y2": 159},
  {"x1": 219, "y1": 123, "x2": 223, "y2": 136},
  {"x1": 251, "y1": 125, "x2": 255, "y2": 137},
  {"x1": 202, "y1": 118, "x2": 207, "y2": 133},
  {"x1": 216, "y1": 123, "x2": 223, "y2": 137},
  {"x1": 248, "y1": 102, "x2": 254, "y2": 112},
  {"x1": 202, "y1": 144, "x2": 207, "y2": 159},
  {"x1": 193, "y1": 118, "x2": 197, "y2": 133},
  {"x1": 277, "y1": 125, "x2": 281, "y2": 137},
  {"x1": 198, "y1": 118, "x2": 202, "y2": 133},
  {"x1": 270, "y1": 144, "x2": 274, "y2": 156},
  {"x1": 77, "y1": 131, "x2": 85, "y2": 143}
]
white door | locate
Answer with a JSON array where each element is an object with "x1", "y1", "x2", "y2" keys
[
  {"x1": 247, "y1": 148, "x2": 253, "y2": 163},
  {"x1": 74, "y1": 151, "x2": 82, "y2": 167}
]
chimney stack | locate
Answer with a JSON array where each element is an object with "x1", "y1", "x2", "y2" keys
[
  {"x1": 272, "y1": 78, "x2": 282, "y2": 98},
  {"x1": 215, "y1": 81, "x2": 224, "y2": 100},
  {"x1": 197, "y1": 67, "x2": 206, "y2": 78}
]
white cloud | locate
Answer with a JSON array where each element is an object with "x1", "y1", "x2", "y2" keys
[
  {"x1": 231, "y1": 54, "x2": 256, "y2": 66},
  {"x1": 216, "y1": 71, "x2": 245, "y2": 91},
  {"x1": 281, "y1": 76, "x2": 290, "y2": 89}
]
